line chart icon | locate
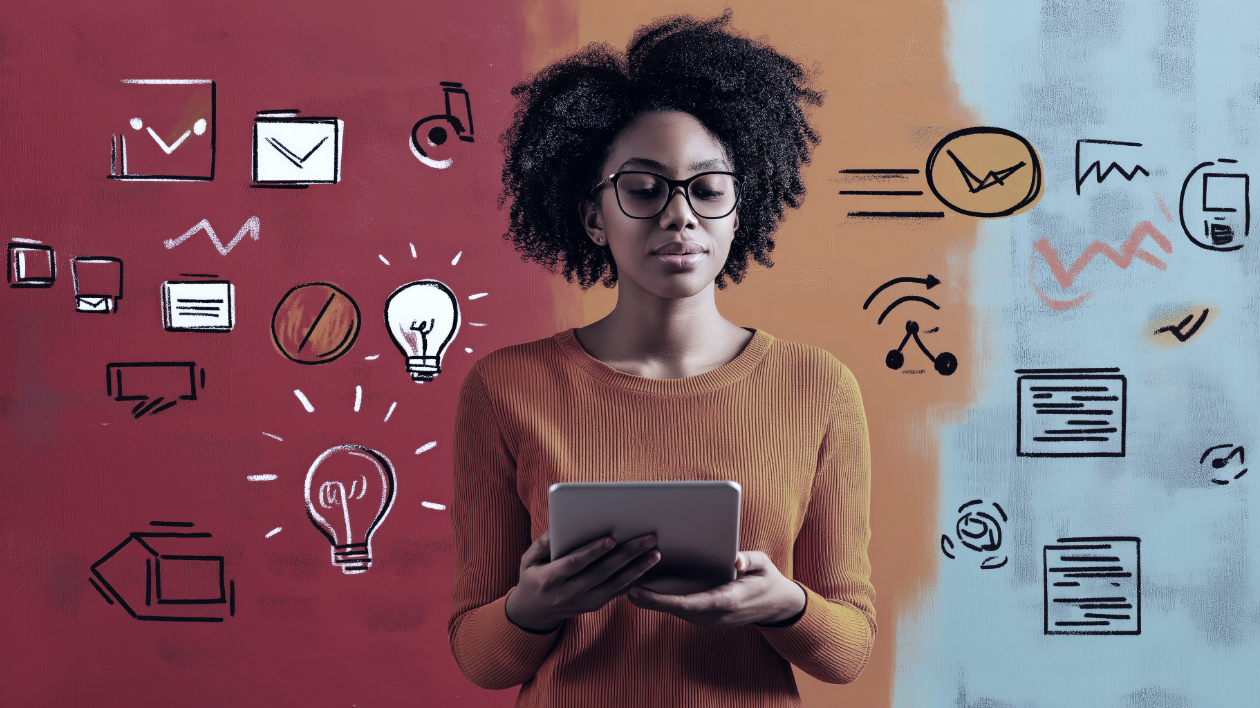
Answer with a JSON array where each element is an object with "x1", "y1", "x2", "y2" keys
[
  {"x1": 863, "y1": 274, "x2": 957, "y2": 376},
  {"x1": 925, "y1": 127, "x2": 1043, "y2": 217}
]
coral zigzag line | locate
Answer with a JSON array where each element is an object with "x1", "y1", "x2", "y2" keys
[{"x1": 1033, "y1": 220, "x2": 1173, "y2": 290}]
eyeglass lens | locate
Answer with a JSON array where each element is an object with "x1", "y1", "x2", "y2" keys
[{"x1": 615, "y1": 172, "x2": 739, "y2": 219}]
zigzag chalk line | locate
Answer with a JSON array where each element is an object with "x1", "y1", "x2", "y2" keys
[
  {"x1": 1033, "y1": 220, "x2": 1173, "y2": 290},
  {"x1": 164, "y1": 216, "x2": 261, "y2": 255}
]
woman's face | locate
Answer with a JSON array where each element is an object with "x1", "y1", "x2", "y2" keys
[{"x1": 582, "y1": 111, "x2": 739, "y2": 300}]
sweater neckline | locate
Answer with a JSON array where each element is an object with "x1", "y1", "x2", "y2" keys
[{"x1": 552, "y1": 327, "x2": 774, "y2": 395}]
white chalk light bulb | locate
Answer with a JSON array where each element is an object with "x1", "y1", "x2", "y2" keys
[
  {"x1": 384, "y1": 280, "x2": 460, "y2": 383},
  {"x1": 304, "y1": 445, "x2": 397, "y2": 574}
]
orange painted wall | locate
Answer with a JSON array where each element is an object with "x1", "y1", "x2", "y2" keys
[{"x1": 524, "y1": 1, "x2": 978, "y2": 705}]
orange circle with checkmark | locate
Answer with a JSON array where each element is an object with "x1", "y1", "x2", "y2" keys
[{"x1": 925, "y1": 127, "x2": 1043, "y2": 218}]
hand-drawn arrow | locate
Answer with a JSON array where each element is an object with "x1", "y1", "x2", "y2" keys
[
  {"x1": 863, "y1": 274, "x2": 941, "y2": 310},
  {"x1": 164, "y1": 216, "x2": 261, "y2": 255}
]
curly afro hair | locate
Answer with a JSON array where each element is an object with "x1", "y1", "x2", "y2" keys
[{"x1": 500, "y1": 10, "x2": 823, "y2": 289}]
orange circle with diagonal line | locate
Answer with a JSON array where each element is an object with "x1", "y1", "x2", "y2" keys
[{"x1": 925, "y1": 127, "x2": 1043, "y2": 218}]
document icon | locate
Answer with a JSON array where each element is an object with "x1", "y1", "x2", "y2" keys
[
  {"x1": 1016, "y1": 368, "x2": 1126, "y2": 457},
  {"x1": 108, "y1": 80, "x2": 215, "y2": 181},
  {"x1": 7, "y1": 242, "x2": 55, "y2": 288},
  {"x1": 1044, "y1": 537, "x2": 1140, "y2": 635},
  {"x1": 162, "y1": 279, "x2": 234, "y2": 332},
  {"x1": 252, "y1": 110, "x2": 343, "y2": 186}
]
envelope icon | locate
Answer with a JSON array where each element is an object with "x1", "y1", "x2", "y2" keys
[{"x1": 77, "y1": 295, "x2": 115, "y2": 313}]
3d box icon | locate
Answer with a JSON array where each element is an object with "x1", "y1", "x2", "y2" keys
[{"x1": 89, "y1": 523, "x2": 235, "y2": 622}]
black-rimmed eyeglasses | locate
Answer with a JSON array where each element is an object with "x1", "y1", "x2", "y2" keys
[{"x1": 591, "y1": 171, "x2": 744, "y2": 220}]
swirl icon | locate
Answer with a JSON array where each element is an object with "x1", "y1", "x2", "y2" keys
[{"x1": 941, "y1": 499, "x2": 1008, "y2": 570}]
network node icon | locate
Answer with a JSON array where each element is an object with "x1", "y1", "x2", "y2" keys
[{"x1": 887, "y1": 320, "x2": 957, "y2": 376}]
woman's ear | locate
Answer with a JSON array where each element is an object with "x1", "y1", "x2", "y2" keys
[{"x1": 580, "y1": 199, "x2": 607, "y2": 246}]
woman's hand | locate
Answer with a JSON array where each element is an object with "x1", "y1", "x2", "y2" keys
[
  {"x1": 504, "y1": 530, "x2": 661, "y2": 633},
  {"x1": 626, "y1": 551, "x2": 806, "y2": 629}
]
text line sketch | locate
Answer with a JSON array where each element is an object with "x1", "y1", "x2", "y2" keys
[
  {"x1": 161, "y1": 279, "x2": 234, "y2": 332},
  {"x1": 272, "y1": 283, "x2": 361, "y2": 365},
  {"x1": 864, "y1": 274, "x2": 956, "y2": 376},
  {"x1": 305, "y1": 446, "x2": 397, "y2": 574},
  {"x1": 164, "y1": 217, "x2": 260, "y2": 255},
  {"x1": 1154, "y1": 308, "x2": 1210, "y2": 342},
  {"x1": 252, "y1": 110, "x2": 343, "y2": 187},
  {"x1": 1075, "y1": 140, "x2": 1148, "y2": 194},
  {"x1": 838, "y1": 168, "x2": 945, "y2": 218},
  {"x1": 1180, "y1": 159, "x2": 1250, "y2": 251},
  {"x1": 1044, "y1": 537, "x2": 1140, "y2": 635},
  {"x1": 106, "y1": 362, "x2": 203, "y2": 418},
  {"x1": 247, "y1": 474, "x2": 279, "y2": 481},
  {"x1": 385, "y1": 280, "x2": 460, "y2": 383},
  {"x1": 411, "y1": 82, "x2": 475, "y2": 169},
  {"x1": 8, "y1": 242, "x2": 56, "y2": 288},
  {"x1": 72, "y1": 257, "x2": 123, "y2": 313},
  {"x1": 1030, "y1": 221, "x2": 1174, "y2": 312},
  {"x1": 1016, "y1": 368, "x2": 1126, "y2": 457},
  {"x1": 109, "y1": 80, "x2": 215, "y2": 182},
  {"x1": 1201, "y1": 444, "x2": 1247, "y2": 485},
  {"x1": 90, "y1": 521, "x2": 235, "y2": 622},
  {"x1": 940, "y1": 500, "x2": 1008, "y2": 570}
]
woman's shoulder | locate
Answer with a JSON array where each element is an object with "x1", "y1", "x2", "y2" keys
[
  {"x1": 463, "y1": 331, "x2": 567, "y2": 388},
  {"x1": 760, "y1": 333, "x2": 862, "y2": 395}
]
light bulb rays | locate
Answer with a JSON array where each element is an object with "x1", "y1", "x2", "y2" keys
[{"x1": 304, "y1": 445, "x2": 396, "y2": 574}]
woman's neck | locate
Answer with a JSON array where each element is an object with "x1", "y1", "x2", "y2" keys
[{"x1": 574, "y1": 281, "x2": 754, "y2": 379}]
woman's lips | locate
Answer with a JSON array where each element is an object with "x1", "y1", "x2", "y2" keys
[{"x1": 653, "y1": 252, "x2": 705, "y2": 269}]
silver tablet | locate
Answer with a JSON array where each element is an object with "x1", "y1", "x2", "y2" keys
[{"x1": 548, "y1": 481, "x2": 741, "y2": 595}]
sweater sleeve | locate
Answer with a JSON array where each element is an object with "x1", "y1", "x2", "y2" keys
[
  {"x1": 756, "y1": 363, "x2": 877, "y2": 684},
  {"x1": 448, "y1": 366, "x2": 562, "y2": 690}
]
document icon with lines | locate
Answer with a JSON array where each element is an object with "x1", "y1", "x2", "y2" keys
[
  {"x1": 162, "y1": 280, "x2": 234, "y2": 332},
  {"x1": 1044, "y1": 537, "x2": 1140, "y2": 635},
  {"x1": 1016, "y1": 368, "x2": 1126, "y2": 457}
]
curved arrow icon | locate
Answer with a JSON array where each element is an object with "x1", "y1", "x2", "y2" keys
[{"x1": 863, "y1": 274, "x2": 940, "y2": 310}]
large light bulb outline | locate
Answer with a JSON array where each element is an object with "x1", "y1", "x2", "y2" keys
[
  {"x1": 304, "y1": 445, "x2": 396, "y2": 574},
  {"x1": 384, "y1": 280, "x2": 460, "y2": 383}
]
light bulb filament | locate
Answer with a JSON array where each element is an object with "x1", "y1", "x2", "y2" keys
[
  {"x1": 318, "y1": 475, "x2": 367, "y2": 544},
  {"x1": 405, "y1": 318, "x2": 436, "y2": 355}
]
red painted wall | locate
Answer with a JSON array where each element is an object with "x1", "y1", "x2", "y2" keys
[{"x1": 0, "y1": 2, "x2": 555, "y2": 705}]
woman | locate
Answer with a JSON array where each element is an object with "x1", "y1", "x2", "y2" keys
[{"x1": 449, "y1": 12, "x2": 875, "y2": 706}]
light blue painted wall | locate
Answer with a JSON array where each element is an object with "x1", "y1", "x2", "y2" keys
[{"x1": 896, "y1": 1, "x2": 1260, "y2": 705}]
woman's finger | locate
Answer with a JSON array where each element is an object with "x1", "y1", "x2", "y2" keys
[
  {"x1": 519, "y1": 530, "x2": 553, "y2": 569},
  {"x1": 590, "y1": 548, "x2": 661, "y2": 598},
  {"x1": 550, "y1": 535, "x2": 617, "y2": 579}
]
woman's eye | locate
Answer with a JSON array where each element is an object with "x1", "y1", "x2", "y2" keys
[
  {"x1": 627, "y1": 187, "x2": 662, "y2": 199},
  {"x1": 692, "y1": 189, "x2": 725, "y2": 200}
]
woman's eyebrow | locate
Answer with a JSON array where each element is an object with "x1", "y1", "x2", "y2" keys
[{"x1": 616, "y1": 157, "x2": 730, "y2": 172}]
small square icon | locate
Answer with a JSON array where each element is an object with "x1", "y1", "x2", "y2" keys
[
  {"x1": 108, "y1": 80, "x2": 215, "y2": 181},
  {"x1": 162, "y1": 280, "x2": 234, "y2": 332},
  {"x1": 253, "y1": 111, "x2": 343, "y2": 186},
  {"x1": 8, "y1": 242, "x2": 55, "y2": 288},
  {"x1": 72, "y1": 257, "x2": 123, "y2": 313}
]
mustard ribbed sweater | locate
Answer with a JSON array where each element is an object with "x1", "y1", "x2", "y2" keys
[{"x1": 449, "y1": 328, "x2": 876, "y2": 707}]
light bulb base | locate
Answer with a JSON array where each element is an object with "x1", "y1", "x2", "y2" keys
[
  {"x1": 406, "y1": 356, "x2": 441, "y2": 383},
  {"x1": 332, "y1": 542, "x2": 372, "y2": 574}
]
